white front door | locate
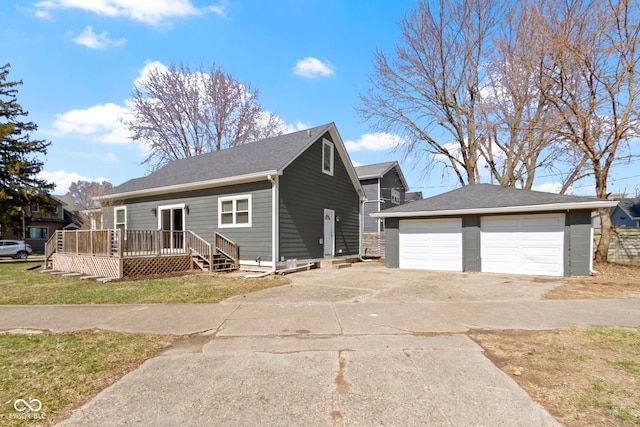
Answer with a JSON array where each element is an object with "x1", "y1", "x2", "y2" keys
[{"x1": 323, "y1": 209, "x2": 335, "y2": 257}]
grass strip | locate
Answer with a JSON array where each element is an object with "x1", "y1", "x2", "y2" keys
[{"x1": 0, "y1": 262, "x2": 287, "y2": 304}]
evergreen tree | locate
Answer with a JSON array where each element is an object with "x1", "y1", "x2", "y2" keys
[{"x1": 0, "y1": 63, "x2": 54, "y2": 237}]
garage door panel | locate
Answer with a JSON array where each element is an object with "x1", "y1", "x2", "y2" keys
[
  {"x1": 399, "y1": 218, "x2": 462, "y2": 271},
  {"x1": 481, "y1": 214, "x2": 565, "y2": 276}
]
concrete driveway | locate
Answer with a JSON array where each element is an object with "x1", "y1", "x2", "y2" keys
[{"x1": 15, "y1": 262, "x2": 640, "y2": 426}]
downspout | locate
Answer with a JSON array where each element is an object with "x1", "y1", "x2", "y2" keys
[
  {"x1": 246, "y1": 174, "x2": 279, "y2": 279},
  {"x1": 269, "y1": 174, "x2": 279, "y2": 274},
  {"x1": 590, "y1": 224, "x2": 597, "y2": 274}
]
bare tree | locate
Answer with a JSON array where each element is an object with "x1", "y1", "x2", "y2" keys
[
  {"x1": 122, "y1": 62, "x2": 284, "y2": 171},
  {"x1": 479, "y1": 2, "x2": 569, "y2": 189},
  {"x1": 66, "y1": 180, "x2": 113, "y2": 228},
  {"x1": 534, "y1": 0, "x2": 640, "y2": 262},
  {"x1": 358, "y1": 0, "x2": 504, "y2": 186}
]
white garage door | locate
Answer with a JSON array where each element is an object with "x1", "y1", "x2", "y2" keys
[
  {"x1": 399, "y1": 218, "x2": 462, "y2": 271},
  {"x1": 481, "y1": 214, "x2": 565, "y2": 276}
]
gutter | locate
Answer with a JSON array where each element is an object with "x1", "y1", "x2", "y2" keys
[
  {"x1": 371, "y1": 201, "x2": 619, "y2": 218},
  {"x1": 96, "y1": 170, "x2": 280, "y2": 201}
]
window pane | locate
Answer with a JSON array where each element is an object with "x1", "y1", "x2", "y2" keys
[
  {"x1": 323, "y1": 143, "x2": 332, "y2": 172},
  {"x1": 116, "y1": 209, "x2": 125, "y2": 223},
  {"x1": 236, "y1": 198, "x2": 249, "y2": 211},
  {"x1": 221, "y1": 200, "x2": 233, "y2": 213},
  {"x1": 221, "y1": 212, "x2": 233, "y2": 225},
  {"x1": 236, "y1": 212, "x2": 249, "y2": 224}
]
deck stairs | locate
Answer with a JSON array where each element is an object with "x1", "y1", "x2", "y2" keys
[{"x1": 191, "y1": 252, "x2": 237, "y2": 273}]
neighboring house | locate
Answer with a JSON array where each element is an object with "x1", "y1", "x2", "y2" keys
[
  {"x1": 96, "y1": 123, "x2": 364, "y2": 268},
  {"x1": 373, "y1": 184, "x2": 617, "y2": 277},
  {"x1": 355, "y1": 161, "x2": 409, "y2": 233},
  {"x1": 610, "y1": 198, "x2": 640, "y2": 227},
  {"x1": 405, "y1": 191, "x2": 423, "y2": 203},
  {"x1": 2, "y1": 195, "x2": 80, "y2": 251}
]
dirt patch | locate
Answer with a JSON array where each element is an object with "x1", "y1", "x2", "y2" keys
[
  {"x1": 468, "y1": 328, "x2": 640, "y2": 426},
  {"x1": 543, "y1": 263, "x2": 640, "y2": 299}
]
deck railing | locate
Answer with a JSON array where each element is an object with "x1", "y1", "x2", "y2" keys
[{"x1": 46, "y1": 229, "x2": 238, "y2": 266}]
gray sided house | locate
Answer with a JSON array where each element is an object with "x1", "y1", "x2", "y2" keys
[
  {"x1": 355, "y1": 161, "x2": 409, "y2": 233},
  {"x1": 373, "y1": 185, "x2": 617, "y2": 277},
  {"x1": 98, "y1": 123, "x2": 364, "y2": 268}
]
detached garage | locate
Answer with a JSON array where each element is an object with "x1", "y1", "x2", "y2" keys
[{"x1": 374, "y1": 185, "x2": 617, "y2": 277}]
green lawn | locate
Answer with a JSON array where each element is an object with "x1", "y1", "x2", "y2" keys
[
  {"x1": 0, "y1": 331, "x2": 173, "y2": 426},
  {"x1": 0, "y1": 261, "x2": 288, "y2": 304}
]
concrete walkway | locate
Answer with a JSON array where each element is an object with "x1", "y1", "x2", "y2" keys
[{"x1": 2, "y1": 263, "x2": 639, "y2": 426}]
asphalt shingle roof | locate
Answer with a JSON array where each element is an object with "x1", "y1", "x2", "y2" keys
[
  {"x1": 616, "y1": 198, "x2": 640, "y2": 219},
  {"x1": 109, "y1": 123, "x2": 334, "y2": 195},
  {"x1": 355, "y1": 161, "x2": 397, "y2": 179},
  {"x1": 379, "y1": 184, "x2": 606, "y2": 214}
]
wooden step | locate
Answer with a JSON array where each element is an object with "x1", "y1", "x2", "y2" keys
[{"x1": 320, "y1": 257, "x2": 359, "y2": 269}]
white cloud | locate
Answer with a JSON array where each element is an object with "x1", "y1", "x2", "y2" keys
[
  {"x1": 281, "y1": 120, "x2": 311, "y2": 133},
  {"x1": 293, "y1": 57, "x2": 335, "y2": 78},
  {"x1": 39, "y1": 170, "x2": 92, "y2": 193},
  {"x1": 134, "y1": 60, "x2": 170, "y2": 87},
  {"x1": 532, "y1": 182, "x2": 577, "y2": 195},
  {"x1": 345, "y1": 133, "x2": 404, "y2": 152},
  {"x1": 34, "y1": 0, "x2": 224, "y2": 26},
  {"x1": 52, "y1": 103, "x2": 132, "y2": 144},
  {"x1": 72, "y1": 25, "x2": 126, "y2": 49}
]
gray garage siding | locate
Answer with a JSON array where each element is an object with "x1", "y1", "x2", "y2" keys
[
  {"x1": 104, "y1": 182, "x2": 273, "y2": 263},
  {"x1": 279, "y1": 132, "x2": 360, "y2": 260},
  {"x1": 566, "y1": 210, "x2": 592, "y2": 276},
  {"x1": 384, "y1": 210, "x2": 594, "y2": 276},
  {"x1": 384, "y1": 218, "x2": 400, "y2": 267},
  {"x1": 462, "y1": 215, "x2": 481, "y2": 272}
]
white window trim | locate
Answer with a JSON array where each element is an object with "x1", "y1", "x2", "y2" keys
[
  {"x1": 391, "y1": 189, "x2": 400, "y2": 205},
  {"x1": 322, "y1": 139, "x2": 334, "y2": 176},
  {"x1": 157, "y1": 203, "x2": 186, "y2": 231},
  {"x1": 114, "y1": 206, "x2": 127, "y2": 229},
  {"x1": 218, "y1": 194, "x2": 252, "y2": 228}
]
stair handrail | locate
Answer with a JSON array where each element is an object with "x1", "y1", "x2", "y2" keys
[
  {"x1": 214, "y1": 231, "x2": 239, "y2": 270},
  {"x1": 44, "y1": 230, "x2": 60, "y2": 267},
  {"x1": 187, "y1": 230, "x2": 212, "y2": 272}
]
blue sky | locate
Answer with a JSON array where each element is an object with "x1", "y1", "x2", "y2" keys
[{"x1": 2, "y1": 0, "x2": 639, "y2": 198}]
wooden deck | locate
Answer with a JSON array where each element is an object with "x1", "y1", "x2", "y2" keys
[{"x1": 44, "y1": 229, "x2": 239, "y2": 281}]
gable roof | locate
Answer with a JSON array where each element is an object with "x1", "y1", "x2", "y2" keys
[
  {"x1": 615, "y1": 198, "x2": 640, "y2": 220},
  {"x1": 354, "y1": 161, "x2": 409, "y2": 191},
  {"x1": 100, "y1": 123, "x2": 363, "y2": 200},
  {"x1": 372, "y1": 184, "x2": 617, "y2": 218}
]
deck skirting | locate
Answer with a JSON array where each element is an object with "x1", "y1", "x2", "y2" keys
[
  {"x1": 53, "y1": 254, "x2": 122, "y2": 279},
  {"x1": 51, "y1": 253, "x2": 193, "y2": 279}
]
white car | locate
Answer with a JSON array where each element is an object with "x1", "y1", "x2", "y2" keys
[{"x1": 0, "y1": 240, "x2": 33, "y2": 259}]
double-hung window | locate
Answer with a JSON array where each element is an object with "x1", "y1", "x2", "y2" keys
[
  {"x1": 219, "y1": 195, "x2": 252, "y2": 228},
  {"x1": 322, "y1": 139, "x2": 334, "y2": 176}
]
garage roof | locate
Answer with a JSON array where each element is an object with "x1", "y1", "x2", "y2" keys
[{"x1": 372, "y1": 184, "x2": 618, "y2": 218}]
